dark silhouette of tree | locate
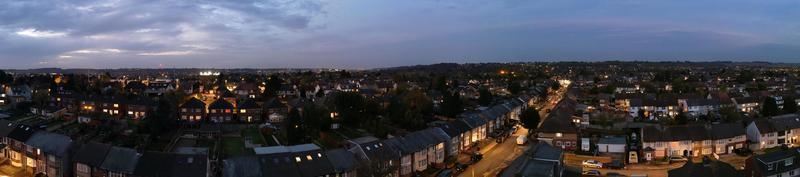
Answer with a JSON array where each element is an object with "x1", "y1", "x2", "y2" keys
[
  {"x1": 507, "y1": 82, "x2": 522, "y2": 95},
  {"x1": 388, "y1": 89, "x2": 432, "y2": 130},
  {"x1": 784, "y1": 97, "x2": 798, "y2": 114},
  {"x1": 440, "y1": 91, "x2": 463, "y2": 117},
  {"x1": 762, "y1": 97, "x2": 780, "y2": 117},
  {"x1": 332, "y1": 92, "x2": 366, "y2": 127},
  {"x1": 144, "y1": 99, "x2": 176, "y2": 136},
  {"x1": 674, "y1": 111, "x2": 688, "y2": 125},
  {"x1": 478, "y1": 87, "x2": 493, "y2": 106},
  {"x1": 519, "y1": 107, "x2": 540, "y2": 133},
  {"x1": 285, "y1": 108, "x2": 306, "y2": 145},
  {"x1": 0, "y1": 70, "x2": 11, "y2": 84},
  {"x1": 720, "y1": 107, "x2": 742, "y2": 123}
]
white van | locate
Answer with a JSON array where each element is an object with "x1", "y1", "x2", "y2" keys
[{"x1": 516, "y1": 136, "x2": 527, "y2": 145}]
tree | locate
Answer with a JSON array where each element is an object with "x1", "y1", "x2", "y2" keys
[
  {"x1": 550, "y1": 82, "x2": 561, "y2": 91},
  {"x1": 332, "y1": 92, "x2": 366, "y2": 127},
  {"x1": 720, "y1": 107, "x2": 742, "y2": 123},
  {"x1": 784, "y1": 97, "x2": 798, "y2": 114},
  {"x1": 285, "y1": 108, "x2": 306, "y2": 145},
  {"x1": 388, "y1": 89, "x2": 432, "y2": 130},
  {"x1": 0, "y1": 70, "x2": 12, "y2": 84},
  {"x1": 762, "y1": 97, "x2": 780, "y2": 117},
  {"x1": 507, "y1": 82, "x2": 522, "y2": 95},
  {"x1": 144, "y1": 99, "x2": 176, "y2": 136},
  {"x1": 478, "y1": 87, "x2": 493, "y2": 106},
  {"x1": 519, "y1": 107, "x2": 540, "y2": 133},
  {"x1": 440, "y1": 91, "x2": 463, "y2": 117},
  {"x1": 673, "y1": 111, "x2": 688, "y2": 125}
]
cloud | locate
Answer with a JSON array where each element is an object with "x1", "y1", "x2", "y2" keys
[
  {"x1": 138, "y1": 51, "x2": 192, "y2": 56},
  {"x1": 15, "y1": 28, "x2": 67, "y2": 38},
  {"x1": 0, "y1": 0, "x2": 798, "y2": 68}
]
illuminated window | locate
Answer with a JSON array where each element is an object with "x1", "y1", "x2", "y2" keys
[
  {"x1": 306, "y1": 155, "x2": 313, "y2": 160},
  {"x1": 295, "y1": 157, "x2": 301, "y2": 162},
  {"x1": 556, "y1": 133, "x2": 563, "y2": 137},
  {"x1": 240, "y1": 109, "x2": 246, "y2": 113},
  {"x1": 113, "y1": 104, "x2": 119, "y2": 108}
]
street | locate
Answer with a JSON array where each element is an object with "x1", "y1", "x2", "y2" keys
[
  {"x1": 457, "y1": 127, "x2": 527, "y2": 177},
  {"x1": 457, "y1": 82, "x2": 566, "y2": 177}
]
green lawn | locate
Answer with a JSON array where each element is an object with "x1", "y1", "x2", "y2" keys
[
  {"x1": 241, "y1": 128, "x2": 266, "y2": 145},
  {"x1": 222, "y1": 137, "x2": 251, "y2": 157}
]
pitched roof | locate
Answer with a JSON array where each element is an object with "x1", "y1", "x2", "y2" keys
[
  {"x1": 751, "y1": 114, "x2": 800, "y2": 134},
  {"x1": 180, "y1": 97, "x2": 206, "y2": 108},
  {"x1": 325, "y1": 148, "x2": 359, "y2": 173},
  {"x1": 100, "y1": 147, "x2": 140, "y2": 174},
  {"x1": 73, "y1": 142, "x2": 112, "y2": 166},
  {"x1": 223, "y1": 156, "x2": 263, "y2": 177},
  {"x1": 237, "y1": 99, "x2": 260, "y2": 109},
  {"x1": 25, "y1": 131, "x2": 73, "y2": 157},
  {"x1": 7, "y1": 124, "x2": 37, "y2": 142},
  {"x1": 0, "y1": 119, "x2": 15, "y2": 137},
  {"x1": 668, "y1": 158, "x2": 743, "y2": 177},
  {"x1": 208, "y1": 98, "x2": 234, "y2": 109},
  {"x1": 709, "y1": 123, "x2": 746, "y2": 139}
]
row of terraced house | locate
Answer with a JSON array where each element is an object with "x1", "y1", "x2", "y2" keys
[
  {"x1": 222, "y1": 96, "x2": 534, "y2": 177},
  {"x1": 0, "y1": 119, "x2": 209, "y2": 177}
]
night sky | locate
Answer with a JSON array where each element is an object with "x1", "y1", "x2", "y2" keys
[{"x1": 1, "y1": 0, "x2": 798, "y2": 69}]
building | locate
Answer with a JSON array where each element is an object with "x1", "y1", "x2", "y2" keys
[
  {"x1": 746, "y1": 114, "x2": 800, "y2": 150},
  {"x1": 597, "y1": 136, "x2": 626, "y2": 153},
  {"x1": 642, "y1": 123, "x2": 746, "y2": 160},
  {"x1": 668, "y1": 157, "x2": 743, "y2": 177},
  {"x1": 73, "y1": 142, "x2": 113, "y2": 177},
  {"x1": 501, "y1": 141, "x2": 564, "y2": 177},
  {"x1": 179, "y1": 97, "x2": 206, "y2": 122},
  {"x1": 208, "y1": 98, "x2": 235, "y2": 123},
  {"x1": 537, "y1": 99, "x2": 580, "y2": 151},
  {"x1": 236, "y1": 99, "x2": 262, "y2": 123},
  {"x1": 745, "y1": 147, "x2": 800, "y2": 177}
]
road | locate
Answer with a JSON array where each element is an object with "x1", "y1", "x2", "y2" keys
[
  {"x1": 457, "y1": 128, "x2": 527, "y2": 177},
  {"x1": 456, "y1": 82, "x2": 568, "y2": 177}
]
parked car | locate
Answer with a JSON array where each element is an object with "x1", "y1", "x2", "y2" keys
[
  {"x1": 606, "y1": 172, "x2": 627, "y2": 177},
  {"x1": 733, "y1": 148, "x2": 753, "y2": 156},
  {"x1": 436, "y1": 169, "x2": 453, "y2": 177},
  {"x1": 582, "y1": 160, "x2": 603, "y2": 168},
  {"x1": 669, "y1": 156, "x2": 688, "y2": 162},
  {"x1": 454, "y1": 163, "x2": 468, "y2": 174},
  {"x1": 470, "y1": 152, "x2": 483, "y2": 163},
  {"x1": 582, "y1": 170, "x2": 602, "y2": 176},
  {"x1": 607, "y1": 160, "x2": 626, "y2": 169}
]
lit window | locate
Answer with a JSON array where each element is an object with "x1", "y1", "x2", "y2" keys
[
  {"x1": 295, "y1": 157, "x2": 301, "y2": 162},
  {"x1": 240, "y1": 109, "x2": 246, "y2": 113},
  {"x1": 556, "y1": 133, "x2": 563, "y2": 137},
  {"x1": 113, "y1": 104, "x2": 119, "y2": 108},
  {"x1": 306, "y1": 155, "x2": 313, "y2": 160}
]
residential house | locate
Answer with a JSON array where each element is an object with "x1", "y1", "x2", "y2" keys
[
  {"x1": 734, "y1": 97, "x2": 762, "y2": 114},
  {"x1": 537, "y1": 99, "x2": 580, "y2": 151},
  {"x1": 237, "y1": 99, "x2": 262, "y2": 123},
  {"x1": 668, "y1": 157, "x2": 743, "y2": 177},
  {"x1": 179, "y1": 97, "x2": 206, "y2": 122},
  {"x1": 73, "y1": 142, "x2": 112, "y2": 177},
  {"x1": 500, "y1": 141, "x2": 565, "y2": 177},
  {"x1": 208, "y1": 98, "x2": 235, "y2": 123},
  {"x1": 745, "y1": 147, "x2": 800, "y2": 177},
  {"x1": 24, "y1": 131, "x2": 74, "y2": 177},
  {"x1": 746, "y1": 114, "x2": 800, "y2": 150}
]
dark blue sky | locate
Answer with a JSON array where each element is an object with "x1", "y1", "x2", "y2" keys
[{"x1": 1, "y1": 0, "x2": 798, "y2": 69}]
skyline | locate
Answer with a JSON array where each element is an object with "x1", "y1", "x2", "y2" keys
[{"x1": 1, "y1": 0, "x2": 799, "y2": 69}]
